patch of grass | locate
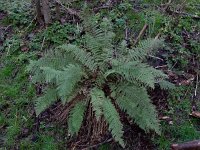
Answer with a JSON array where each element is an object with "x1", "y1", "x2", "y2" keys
[
  {"x1": 154, "y1": 86, "x2": 200, "y2": 149},
  {"x1": 29, "y1": 22, "x2": 78, "y2": 50}
]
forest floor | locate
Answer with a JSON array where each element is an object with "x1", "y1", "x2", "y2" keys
[{"x1": 0, "y1": 1, "x2": 200, "y2": 150}]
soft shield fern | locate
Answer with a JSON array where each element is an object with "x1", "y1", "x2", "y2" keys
[{"x1": 28, "y1": 15, "x2": 173, "y2": 147}]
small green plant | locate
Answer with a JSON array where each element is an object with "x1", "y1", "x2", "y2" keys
[
  {"x1": 154, "y1": 85, "x2": 200, "y2": 149},
  {"x1": 29, "y1": 22, "x2": 77, "y2": 51},
  {"x1": 28, "y1": 14, "x2": 173, "y2": 147},
  {"x1": 0, "y1": 0, "x2": 33, "y2": 26}
]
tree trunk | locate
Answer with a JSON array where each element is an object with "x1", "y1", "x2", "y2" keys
[
  {"x1": 41, "y1": 0, "x2": 52, "y2": 25},
  {"x1": 55, "y1": 2, "x2": 61, "y2": 22},
  {"x1": 35, "y1": 0, "x2": 44, "y2": 24},
  {"x1": 171, "y1": 140, "x2": 200, "y2": 150}
]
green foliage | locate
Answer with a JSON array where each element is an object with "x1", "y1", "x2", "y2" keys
[
  {"x1": 0, "y1": 0, "x2": 33, "y2": 26},
  {"x1": 154, "y1": 86, "x2": 200, "y2": 149},
  {"x1": 35, "y1": 88, "x2": 57, "y2": 115},
  {"x1": 29, "y1": 22, "x2": 77, "y2": 50},
  {"x1": 102, "y1": 98, "x2": 125, "y2": 147},
  {"x1": 112, "y1": 84, "x2": 160, "y2": 134},
  {"x1": 68, "y1": 101, "x2": 86, "y2": 136},
  {"x1": 28, "y1": 14, "x2": 171, "y2": 147}
]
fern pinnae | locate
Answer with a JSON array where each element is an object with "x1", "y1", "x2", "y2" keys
[
  {"x1": 56, "y1": 64, "x2": 84, "y2": 104},
  {"x1": 35, "y1": 88, "x2": 57, "y2": 116},
  {"x1": 102, "y1": 98, "x2": 125, "y2": 148},
  {"x1": 68, "y1": 101, "x2": 86, "y2": 136},
  {"x1": 112, "y1": 84, "x2": 160, "y2": 134},
  {"x1": 40, "y1": 67, "x2": 62, "y2": 83},
  {"x1": 158, "y1": 80, "x2": 175, "y2": 90},
  {"x1": 90, "y1": 88, "x2": 105, "y2": 120},
  {"x1": 129, "y1": 38, "x2": 164, "y2": 61},
  {"x1": 58, "y1": 44, "x2": 97, "y2": 71}
]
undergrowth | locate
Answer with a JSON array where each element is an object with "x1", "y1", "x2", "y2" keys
[{"x1": 0, "y1": 0, "x2": 199, "y2": 149}]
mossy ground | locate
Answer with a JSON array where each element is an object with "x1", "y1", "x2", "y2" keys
[{"x1": 0, "y1": 0, "x2": 199, "y2": 149}]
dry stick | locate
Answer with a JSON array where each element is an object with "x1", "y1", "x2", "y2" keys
[
  {"x1": 190, "y1": 111, "x2": 200, "y2": 118},
  {"x1": 134, "y1": 24, "x2": 148, "y2": 45},
  {"x1": 170, "y1": 10, "x2": 200, "y2": 19},
  {"x1": 171, "y1": 140, "x2": 200, "y2": 150},
  {"x1": 40, "y1": 37, "x2": 46, "y2": 51},
  {"x1": 194, "y1": 73, "x2": 199, "y2": 97},
  {"x1": 162, "y1": 0, "x2": 172, "y2": 10},
  {"x1": 55, "y1": 0, "x2": 80, "y2": 17},
  {"x1": 155, "y1": 32, "x2": 161, "y2": 39},
  {"x1": 148, "y1": 54, "x2": 164, "y2": 61},
  {"x1": 93, "y1": 5, "x2": 112, "y2": 12}
]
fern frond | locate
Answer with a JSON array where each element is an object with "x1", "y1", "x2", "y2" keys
[
  {"x1": 28, "y1": 50, "x2": 73, "y2": 72},
  {"x1": 105, "y1": 61, "x2": 160, "y2": 88},
  {"x1": 56, "y1": 64, "x2": 84, "y2": 104},
  {"x1": 102, "y1": 98, "x2": 125, "y2": 147},
  {"x1": 111, "y1": 83, "x2": 160, "y2": 134},
  {"x1": 129, "y1": 38, "x2": 164, "y2": 61},
  {"x1": 40, "y1": 67, "x2": 62, "y2": 83},
  {"x1": 58, "y1": 44, "x2": 97, "y2": 71},
  {"x1": 35, "y1": 88, "x2": 57, "y2": 116},
  {"x1": 68, "y1": 101, "x2": 86, "y2": 136},
  {"x1": 90, "y1": 88, "x2": 105, "y2": 120},
  {"x1": 158, "y1": 80, "x2": 175, "y2": 90},
  {"x1": 27, "y1": 50, "x2": 73, "y2": 83}
]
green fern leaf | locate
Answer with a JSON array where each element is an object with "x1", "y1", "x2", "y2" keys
[
  {"x1": 111, "y1": 84, "x2": 160, "y2": 134},
  {"x1": 68, "y1": 101, "x2": 86, "y2": 136},
  {"x1": 90, "y1": 88, "x2": 105, "y2": 120},
  {"x1": 56, "y1": 64, "x2": 84, "y2": 104},
  {"x1": 58, "y1": 44, "x2": 97, "y2": 71},
  {"x1": 40, "y1": 67, "x2": 62, "y2": 83},
  {"x1": 105, "y1": 61, "x2": 158, "y2": 88},
  {"x1": 102, "y1": 98, "x2": 125, "y2": 147},
  {"x1": 159, "y1": 80, "x2": 175, "y2": 90},
  {"x1": 129, "y1": 38, "x2": 164, "y2": 61},
  {"x1": 35, "y1": 88, "x2": 57, "y2": 116}
]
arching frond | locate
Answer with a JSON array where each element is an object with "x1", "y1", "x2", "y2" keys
[
  {"x1": 158, "y1": 80, "x2": 175, "y2": 90},
  {"x1": 35, "y1": 88, "x2": 57, "y2": 116},
  {"x1": 58, "y1": 44, "x2": 97, "y2": 71},
  {"x1": 90, "y1": 88, "x2": 105, "y2": 120},
  {"x1": 68, "y1": 101, "x2": 86, "y2": 136},
  {"x1": 102, "y1": 98, "x2": 125, "y2": 148},
  {"x1": 111, "y1": 83, "x2": 160, "y2": 134},
  {"x1": 56, "y1": 64, "x2": 85, "y2": 104},
  {"x1": 105, "y1": 61, "x2": 167, "y2": 88},
  {"x1": 129, "y1": 38, "x2": 164, "y2": 61}
]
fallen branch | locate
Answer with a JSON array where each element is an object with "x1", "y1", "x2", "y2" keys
[
  {"x1": 161, "y1": 0, "x2": 172, "y2": 11},
  {"x1": 134, "y1": 24, "x2": 148, "y2": 45},
  {"x1": 190, "y1": 111, "x2": 200, "y2": 118},
  {"x1": 93, "y1": 5, "x2": 112, "y2": 12},
  {"x1": 194, "y1": 73, "x2": 199, "y2": 97},
  {"x1": 171, "y1": 140, "x2": 200, "y2": 150},
  {"x1": 55, "y1": 0, "x2": 80, "y2": 17},
  {"x1": 169, "y1": 10, "x2": 200, "y2": 19}
]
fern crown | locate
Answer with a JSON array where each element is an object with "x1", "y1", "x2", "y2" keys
[{"x1": 28, "y1": 14, "x2": 173, "y2": 147}]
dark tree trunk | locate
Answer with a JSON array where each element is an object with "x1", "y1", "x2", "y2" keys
[
  {"x1": 35, "y1": 0, "x2": 44, "y2": 24},
  {"x1": 41, "y1": 0, "x2": 52, "y2": 25},
  {"x1": 55, "y1": 2, "x2": 61, "y2": 21}
]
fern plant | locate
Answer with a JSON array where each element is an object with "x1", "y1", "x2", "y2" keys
[{"x1": 27, "y1": 15, "x2": 172, "y2": 147}]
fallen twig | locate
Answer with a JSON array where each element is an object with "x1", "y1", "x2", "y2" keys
[
  {"x1": 171, "y1": 140, "x2": 200, "y2": 150},
  {"x1": 148, "y1": 54, "x2": 164, "y2": 61},
  {"x1": 194, "y1": 74, "x2": 199, "y2": 97},
  {"x1": 134, "y1": 24, "x2": 148, "y2": 45},
  {"x1": 190, "y1": 111, "x2": 200, "y2": 118},
  {"x1": 169, "y1": 10, "x2": 200, "y2": 19},
  {"x1": 55, "y1": 0, "x2": 80, "y2": 17}
]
